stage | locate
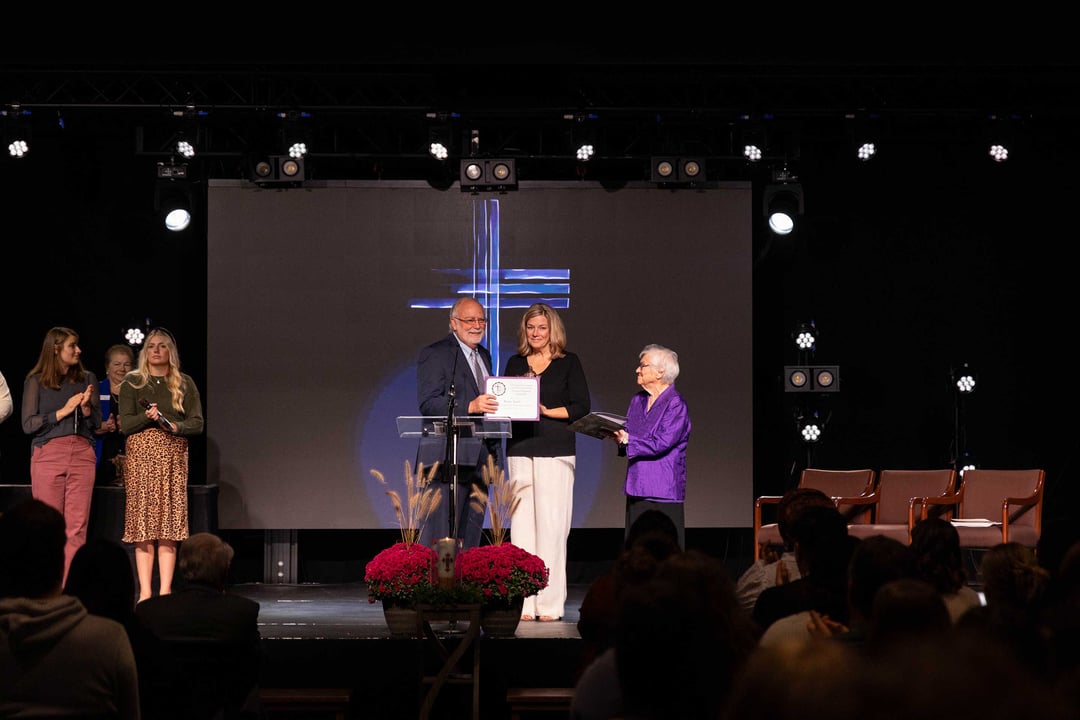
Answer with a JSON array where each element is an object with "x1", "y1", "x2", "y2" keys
[{"x1": 239, "y1": 581, "x2": 588, "y2": 720}]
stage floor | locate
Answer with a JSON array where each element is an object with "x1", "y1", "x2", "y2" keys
[
  {"x1": 233, "y1": 581, "x2": 587, "y2": 720},
  {"x1": 236, "y1": 581, "x2": 585, "y2": 640}
]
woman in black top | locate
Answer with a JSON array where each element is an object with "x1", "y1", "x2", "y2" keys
[{"x1": 503, "y1": 303, "x2": 590, "y2": 621}]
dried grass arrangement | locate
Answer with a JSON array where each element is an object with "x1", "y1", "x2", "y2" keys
[
  {"x1": 470, "y1": 455, "x2": 520, "y2": 546},
  {"x1": 371, "y1": 460, "x2": 443, "y2": 545}
]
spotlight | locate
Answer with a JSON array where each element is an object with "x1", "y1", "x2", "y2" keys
[
  {"x1": 989, "y1": 143, "x2": 1009, "y2": 162},
  {"x1": 288, "y1": 142, "x2": 307, "y2": 158},
  {"x1": 793, "y1": 322, "x2": 817, "y2": 352},
  {"x1": 650, "y1": 156, "x2": 706, "y2": 184},
  {"x1": 743, "y1": 144, "x2": 762, "y2": 162},
  {"x1": 856, "y1": 142, "x2": 876, "y2": 161},
  {"x1": 429, "y1": 142, "x2": 449, "y2": 160},
  {"x1": 459, "y1": 158, "x2": 517, "y2": 191},
  {"x1": 125, "y1": 326, "x2": 146, "y2": 346},
  {"x1": 176, "y1": 139, "x2": 195, "y2": 159},
  {"x1": 800, "y1": 420, "x2": 823, "y2": 443},
  {"x1": 576, "y1": 143, "x2": 595, "y2": 161},
  {"x1": 251, "y1": 155, "x2": 305, "y2": 186},
  {"x1": 784, "y1": 366, "x2": 840, "y2": 393},
  {"x1": 952, "y1": 363, "x2": 976, "y2": 394},
  {"x1": 763, "y1": 180, "x2": 804, "y2": 236},
  {"x1": 155, "y1": 168, "x2": 193, "y2": 232},
  {"x1": 8, "y1": 138, "x2": 28, "y2": 158}
]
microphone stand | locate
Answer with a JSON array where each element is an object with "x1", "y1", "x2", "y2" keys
[{"x1": 442, "y1": 350, "x2": 460, "y2": 541}]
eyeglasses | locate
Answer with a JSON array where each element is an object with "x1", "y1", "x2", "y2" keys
[{"x1": 453, "y1": 316, "x2": 488, "y2": 326}]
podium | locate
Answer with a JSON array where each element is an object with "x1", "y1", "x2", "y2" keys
[{"x1": 396, "y1": 416, "x2": 511, "y2": 539}]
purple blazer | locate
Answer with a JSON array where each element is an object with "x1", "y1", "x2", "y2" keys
[{"x1": 623, "y1": 387, "x2": 691, "y2": 502}]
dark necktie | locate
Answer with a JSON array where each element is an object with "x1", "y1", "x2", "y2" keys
[{"x1": 472, "y1": 349, "x2": 487, "y2": 392}]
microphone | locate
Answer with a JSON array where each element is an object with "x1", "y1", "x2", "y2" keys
[{"x1": 139, "y1": 398, "x2": 175, "y2": 432}]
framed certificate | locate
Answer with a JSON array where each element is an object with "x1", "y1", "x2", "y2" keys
[{"x1": 485, "y1": 376, "x2": 540, "y2": 421}]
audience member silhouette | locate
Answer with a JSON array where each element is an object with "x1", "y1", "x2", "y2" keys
[
  {"x1": 0, "y1": 497, "x2": 140, "y2": 719},
  {"x1": 808, "y1": 533, "x2": 918, "y2": 645},
  {"x1": 736, "y1": 487, "x2": 835, "y2": 614},
  {"x1": 135, "y1": 532, "x2": 263, "y2": 720},
  {"x1": 752, "y1": 504, "x2": 854, "y2": 636},
  {"x1": 909, "y1": 516, "x2": 981, "y2": 623},
  {"x1": 865, "y1": 576, "x2": 950, "y2": 650},
  {"x1": 724, "y1": 618, "x2": 1071, "y2": 720},
  {"x1": 1044, "y1": 539, "x2": 1080, "y2": 711},
  {"x1": 955, "y1": 541, "x2": 1053, "y2": 681},
  {"x1": 65, "y1": 536, "x2": 166, "y2": 710},
  {"x1": 614, "y1": 549, "x2": 756, "y2": 720},
  {"x1": 575, "y1": 508, "x2": 681, "y2": 677}
]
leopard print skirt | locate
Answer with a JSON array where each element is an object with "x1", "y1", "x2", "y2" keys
[{"x1": 122, "y1": 428, "x2": 190, "y2": 543}]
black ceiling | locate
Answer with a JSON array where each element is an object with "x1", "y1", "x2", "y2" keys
[{"x1": 5, "y1": 42, "x2": 1080, "y2": 183}]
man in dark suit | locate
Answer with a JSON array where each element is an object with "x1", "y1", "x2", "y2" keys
[
  {"x1": 416, "y1": 296, "x2": 501, "y2": 550},
  {"x1": 135, "y1": 532, "x2": 263, "y2": 720}
]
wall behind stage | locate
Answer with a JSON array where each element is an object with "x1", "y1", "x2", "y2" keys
[{"x1": 207, "y1": 180, "x2": 752, "y2": 530}]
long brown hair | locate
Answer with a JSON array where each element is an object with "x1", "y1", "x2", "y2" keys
[{"x1": 26, "y1": 327, "x2": 87, "y2": 390}]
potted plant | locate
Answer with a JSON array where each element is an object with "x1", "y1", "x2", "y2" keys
[
  {"x1": 363, "y1": 461, "x2": 444, "y2": 636},
  {"x1": 458, "y1": 458, "x2": 550, "y2": 636}
]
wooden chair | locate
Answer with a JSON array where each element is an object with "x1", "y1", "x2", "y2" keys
[
  {"x1": 920, "y1": 468, "x2": 1045, "y2": 550},
  {"x1": 840, "y1": 468, "x2": 957, "y2": 544},
  {"x1": 753, "y1": 468, "x2": 876, "y2": 560}
]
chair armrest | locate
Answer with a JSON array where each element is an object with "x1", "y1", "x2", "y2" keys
[
  {"x1": 919, "y1": 492, "x2": 960, "y2": 520},
  {"x1": 834, "y1": 490, "x2": 877, "y2": 523}
]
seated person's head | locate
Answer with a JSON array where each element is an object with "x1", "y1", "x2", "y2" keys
[
  {"x1": 65, "y1": 538, "x2": 137, "y2": 622},
  {"x1": 624, "y1": 509, "x2": 679, "y2": 550},
  {"x1": 790, "y1": 504, "x2": 850, "y2": 582},
  {"x1": 0, "y1": 498, "x2": 65, "y2": 599},
  {"x1": 776, "y1": 488, "x2": 834, "y2": 552},
  {"x1": 847, "y1": 535, "x2": 918, "y2": 625},
  {"x1": 178, "y1": 533, "x2": 235, "y2": 591}
]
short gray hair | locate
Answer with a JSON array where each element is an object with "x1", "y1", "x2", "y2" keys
[{"x1": 640, "y1": 344, "x2": 680, "y2": 384}]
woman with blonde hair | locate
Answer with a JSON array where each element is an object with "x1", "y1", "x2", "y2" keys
[
  {"x1": 503, "y1": 303, "x2": 591, "y2": 621},
  {"x1": 118, "y1": 328, "x2": 204, "y2": 601}
]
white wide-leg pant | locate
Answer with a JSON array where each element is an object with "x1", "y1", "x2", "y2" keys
[{"x1": 508, "y1": 455, "x2": 575, "y2": 619}]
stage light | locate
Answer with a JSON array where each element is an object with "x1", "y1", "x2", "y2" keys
[
  {"x1": 952, "y1": 363, "x2": 976, "y2": 394},
  {"x1": 794, "y1": 322, "x2": 817, "y2": 352},
  {"x1": 459, "y1": 158, "x2": 517, "y2": 191},
  {"x1": 288, "y1": 142, "x2": 307, "y2": 158},
  {"x1": 576, "y1": 143, "x2": 595, "y2": 161},
  {"x1": 125, "y1": 326, "x2": 145, "y2": 346},
  {"x1": 744, "y1": 144, "x2": 762, "y2": 162},
  {"x1": 784, "y1": 366, "x2": 840, "y2": 393},
  {"x1": 176, "y1": 138, "x2": 195, "y2": 159},
  {"x1": 251, "y1": 155, "x2": 305, "y2": 186},
  {"x1": 429, "y1": 142, "x2": 449, "y2": 160},
  {"x1": 856, "y1": 142, "x2": 876, "y2": 161},
  {"x1": 989, "y1": 143, "x2": 1008, "y2": 162},
  {"x1": 763, "y1": 178, "x2": 804, "y2": 236},
  {"x1": 650, "y1": 156, "x2": 706, "y2": 184},
  {"x1": 800, "y1": 420, "x2": 822, "y2": 443},
  {"x1": 155, "y1": 165, "x2": 193, "y2": 232},
  {"x1": 8, "y1": 138, "x2": 28, "y2": 157}
]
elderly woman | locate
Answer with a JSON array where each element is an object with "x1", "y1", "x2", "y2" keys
[{"x1": 613, "y1": 344, "x2": 691, "y2": 549}]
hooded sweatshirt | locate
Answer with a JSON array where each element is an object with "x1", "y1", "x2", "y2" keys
[{"x1": 0, "y1": 594, "x2": 140, "y2": 719}]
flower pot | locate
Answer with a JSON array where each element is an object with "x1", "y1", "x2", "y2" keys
[
  {"x1": 480, "y1": 596, "x2": 524, "y2": 638},
  {"x1": 382, "y1": 603, "x2": 419, "y2": 638}
]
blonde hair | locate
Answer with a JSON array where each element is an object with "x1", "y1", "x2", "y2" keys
[
  {"x1": 515, "y1": 303, "x2": 567, "y2": 358},
  {"x1": 125, "y1": 328, "x2": 187, "y2": 413}
]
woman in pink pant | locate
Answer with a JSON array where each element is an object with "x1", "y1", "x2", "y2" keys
[{"x1": 21, "y1": 326, "x2": 101, "y2": 582}]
